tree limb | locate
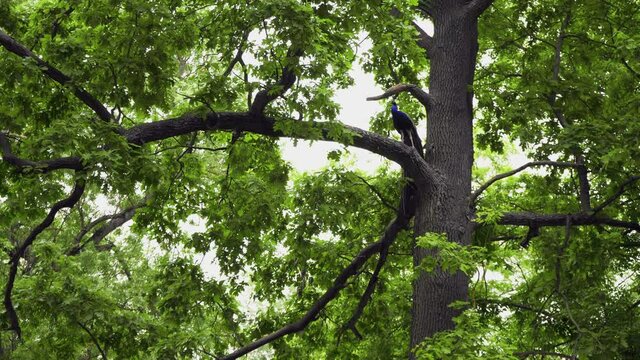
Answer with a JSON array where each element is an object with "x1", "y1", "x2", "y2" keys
[
  {"x1": 220, "y1": 215, "x2": 409, "y2": 359},
  {"x1": 390, "y1": 7, "x2": 433, "y2": 56},
  {"x1": 4, "y1": 180, "x2": 85, "y2": 337},
  {"x1": 0, "y1": 29, "x2": 113, "y2": 122},
  {"x1": 471, "y1": 161, "x2": 581, "y2": 204},
  {"x1": 67, "y1": 204, "x2": 142, "y2": 256},
  {"x1": 250, "y1": 48, "x2": 302, "y2": 115},
  {"x1": 123, "y1": 111, "x2": 437, "y2": 187},
  {"x1": 497, "y1": 212, "x2": 640, "y2": 232},
  {"x1": 341, "y1": 236, "x2": 391, "y2": 339},
  {"x1": 515, "y1": 351, "x2": 576, "y2": 359},
  {"x1": 464, "y1": 0, "x2": 495, "y2": 18},
  {"x1": 77, "y1": 321, "x2": 108, "y2": 360},
  {"x1": 0, "y1": 132, "x2": 84, "y2": 173},
  {"x1": 591, "y1": 175, "x2": 640, "y2": 215},
  {"x1": 367, "y1": 83, "x2": 432, "y2": 110},
  {"x1": 475, "y1": 298, "x2": 554, "y2": 317}
]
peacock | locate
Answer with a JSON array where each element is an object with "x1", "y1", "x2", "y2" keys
[{"x1": 391, "y1": 101, "x2": 423, "y2": 157}]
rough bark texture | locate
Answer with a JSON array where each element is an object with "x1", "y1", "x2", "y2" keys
[{"x1": 410, "y1": 1, "x2": 479, "y2": 354}]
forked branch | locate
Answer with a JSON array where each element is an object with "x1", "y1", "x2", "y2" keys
[
  {"x1": 471, "y1": 161, "x2": 581, "y2": 204},
  {"x1": 221, "y1": 215, "x2": 409, "y2": 359}
]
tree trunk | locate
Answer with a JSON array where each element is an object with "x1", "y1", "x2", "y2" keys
[{"x1": 410, "y1": 2, "x2": 478, "y2": 355}]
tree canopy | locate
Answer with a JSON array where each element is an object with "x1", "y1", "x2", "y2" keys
[{"x1": 1, "y1": 0, "x2": 639, "y2": 359}]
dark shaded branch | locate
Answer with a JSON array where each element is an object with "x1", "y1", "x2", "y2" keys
[
  {"x1": 412, "y1": 21, "x2": 433, "y2": 55},
  {"x1": 471, "y1": 161, "x2": 581, "y2": 203},
  {"x1": 222, "y1": 30, "x2": 250, "y2": 78},
  {"x1": 0, "y1": 132, "x2": 83, "y2": 173},
  {"x1": 367, "y1": 83, "x2": 432, "y2": 110},
  {"x1": 250, "y1": 49, "x2": 302, "y2": 115},
  {"x1": 77, "y1": 321, "x2": 108, "y2": 360},
  {"x1": 341, "y1": 237, "x2": 391, "y2": 339},
  {"x1": 464, "y1": 0, "x2": 495, "y2": 17},
  {"x1": 67, "y1": 204, "x2": 141, "y2": 256},
  {"x1": 591, "y1": 175, "x2": 640, "y2": 215},
  {"x1": 221, "y1": 215, "x2": 409, "y2": 359},
  {"x1": 497, "y1": 212, "x2": 640, "y2": 232},
  {"x1": 0, "y1": 30, "x2": 112, "y2": 122},
  {"x1": 353, "y1": 174, "x2": 397, "y2": 212},
  {"x1": 4, "y1": 180, "x2": 85, "y2": 337}
]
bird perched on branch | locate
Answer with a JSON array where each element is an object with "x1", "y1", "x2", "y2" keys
[{"x1": 390, "y1": 101, "x2": 423, "y2": 157}]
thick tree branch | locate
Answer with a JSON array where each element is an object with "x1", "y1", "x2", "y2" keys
[
  {"x1": 471, "y1": 161, "x2": 581, "y2": 204},
  {"x1": 220, "y1": 215, "x2": 409, "y2": 359},
  {"x1": 0, "y1": 132, "x2": 83, "y2": 172},
  {"x1": 0, "y1": 30, "x2": 112, "y2": 122},
  {"x1": 124, "y1": 112, "x2": 437, "y2": 187},
  {"x1": 367, "y1": 83, "x2": 432, "y2": 110},
  {"x1": 497, "y1": 212, "x2": 640, "y2": 232},
  {"x1": 4, "y1": 180, "x2": 85, "y2": 337},
  {"x1": 464, "y1": 0, "x2": 495, "y2": 18}
]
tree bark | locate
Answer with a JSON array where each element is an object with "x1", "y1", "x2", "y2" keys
[{"x1": 410, "y1": 1, "x2": 479, "y2": 355}]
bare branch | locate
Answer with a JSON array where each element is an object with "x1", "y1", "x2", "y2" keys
[
  {"x1": 220, "y1": 215, "x2": 409, "y2": 359},
  {"x1": 471, "y1": 161, "x2": 581, "y2": 204},
  {"x1": 1, "y1": 132, "x2": 83, "y2": 173},
  {"x1": 0, "y1": 29, "x2": 113, "y2": 122},
  {"x1": 464, "y1": 0, "x2": 495, "y2": 18},
  {"x1": 591, "y1": 175, "x2": 640, "y2": 215},
  {"x1": 77, "y1": 321, "x2": 108, "y2": 359},
  {"x1": 222, "y1": 30, "x2": 250, "y2": 78},
  {"x1": 4, "y1": 180, "x2": 85, "y2": 337},
  {"x1": 367, "y1": 83, "x2": 432, "y2": 110}
]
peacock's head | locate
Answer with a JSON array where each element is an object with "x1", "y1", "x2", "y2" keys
[{"x1": 391, "y1": 101, "x2": 398, "y2": 112}]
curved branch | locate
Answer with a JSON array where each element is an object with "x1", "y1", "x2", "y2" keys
[
  {"x1": 367, "y1": 83, "x2": 432, "y2": 110},
  {"x1": 471, "y1": 161, "x2": 581, "y2": 204},
  {"x1": 1, "y1": 132, "x2": 83, "y2": 173},
  {"x1": 4, "y1": 180, "x2": 85, "y2": 337},
  {"x1": 221, "y1": 215, "x2": 409, "y2": 359},
  {"x1": 124, "y1": 112, "x2": 437, "y2": 187},
  {"x1": 0, "y1": 30, "x2": 112, "y2": 122}
]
